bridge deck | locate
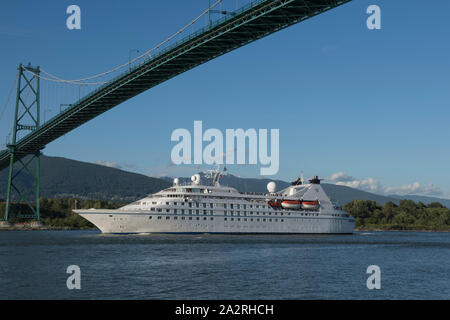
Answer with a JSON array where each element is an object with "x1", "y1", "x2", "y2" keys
[{"x1": 0, "y1": 0, "x2": 351, "y2": 171}]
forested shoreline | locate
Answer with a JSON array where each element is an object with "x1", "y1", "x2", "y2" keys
[
  {"x1": 0, "y1": 198, "x2": 125, "y2": 229},
  {"x1": 344, "y1": 199, "x2": 450, "y2": 231},
  {"x1": 1, "y1": 198, "x2": 450, "y2": 231}
]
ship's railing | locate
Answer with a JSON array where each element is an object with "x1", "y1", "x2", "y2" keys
[{"x1": 239, "y1": 192, "x2": 269, "y2": 196}]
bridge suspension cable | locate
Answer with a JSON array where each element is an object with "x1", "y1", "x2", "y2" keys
[
  {"x1": 0, "y1": 73, "x2": 18, "y2": 122},
  {"x1": 24, "y1": 0, "x2": 224, "y2": 85}
]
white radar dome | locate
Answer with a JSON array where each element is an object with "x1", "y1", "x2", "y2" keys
[
  {"x1": 191, "y1": 174, "x2": 201, "y2": 185},
  {"x1": 173, "y1": 178, "x2": 179, "y2": 186},
  {"x1": 267, "y1": 182, "x2": 276, "y2": 193}
]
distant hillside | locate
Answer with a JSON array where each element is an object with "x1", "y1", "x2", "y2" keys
[
  {"x1": 321, "y1": 184, "x2": 400, "y2": 206},
  {"x1": 388, "y1": 194, "x2": 450, "y2": 208},
  {"x1": 1, "y1": 155, "x2": 448, "y2": 208},
  {"x1": 0, "y1": 155, "x2": 171, "y2": 201}
]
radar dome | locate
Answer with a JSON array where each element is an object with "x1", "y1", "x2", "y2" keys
[
  {"x1": 173, "y1": 178, "x2": 179, "y2": 186},
  {"x1": 267, "y1": 182, "x2": 276, "y2": 193},
  {"x1": 191, "y1": 174, "x2": 201, "y2": 185}
]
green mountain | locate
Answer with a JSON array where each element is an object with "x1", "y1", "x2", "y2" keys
[{"x1": 0, "y1": 155, "x2": 171, "y2": 201}]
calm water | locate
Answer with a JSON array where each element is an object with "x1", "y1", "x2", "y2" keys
[{"x1": 0, "y1": 230, "x2": 449, "y2": 300}]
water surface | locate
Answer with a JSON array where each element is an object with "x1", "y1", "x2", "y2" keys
[{"x1": 0, "y1": 231, "x2": 448, "y2": 299}]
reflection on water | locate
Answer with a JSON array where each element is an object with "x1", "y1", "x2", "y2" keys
[{"x1": 0, "y1": 231, "x2": 449, "y2": 299}]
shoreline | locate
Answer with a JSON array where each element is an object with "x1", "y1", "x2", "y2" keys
[
  {"x1": 354, "y1": 228, "x2": 450, "y2": 233},
  {"x1": 0, "y1": 227, "x2": 96, "y2": 231},
  {"x1": 0, "y1": 222, "x2": 95, "y2": 231},
  {"x1": 0, "y1": 224, "x2": 448, "y2": 233}
]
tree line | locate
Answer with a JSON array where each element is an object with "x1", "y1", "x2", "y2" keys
[
  {"x1": 343, "y1": 199, "x2": 450, "y2": 231},
  {"x1": 0, "y1": 198, "x2": 126, "y2": 229}
]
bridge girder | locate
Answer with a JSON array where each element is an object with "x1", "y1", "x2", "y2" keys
[{"x1": 0, "y1": 0, "x2": 351, "y2": 172}]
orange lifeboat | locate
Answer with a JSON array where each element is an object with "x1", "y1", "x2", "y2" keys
[
  {"x1": 281, "y1": 200, "x2": 301, "y2": 210},
  {"x1": 301, "y1": 200, "x2": 320, "y2": 210}
]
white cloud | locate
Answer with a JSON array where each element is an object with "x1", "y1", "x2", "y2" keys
[
  {"x1": 96, "y1": 161, "x2": 122, "y2": 169},
  {"x1": 328, "y1": 171, "x2": 383, "y2": 193},
  {"x1": 336, "y1": 177, "x2": 383, "y2": 194},
  {"x1": 96, "y1": 161, "x2": 139, "y2": 171},
  {"x1": 329, "y1": 171, "x2": 357, "y2": 183},
  {"x1": 328, "y1": 172, "x2": 444, "y2": 197},
  {"x1": 384, "y1": 182, "x2": 443, "y2": 197}
]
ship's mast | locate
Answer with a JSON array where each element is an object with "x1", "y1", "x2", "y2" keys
[{"x1": 211, "y1": 164, "x2": 223, "y2": 186}]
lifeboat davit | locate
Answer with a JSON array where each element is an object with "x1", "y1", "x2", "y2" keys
[
  {"x1": 268, "y1": 200, "x2": 282, "y2": 208},
  {"x1": 301, "y1": 200, "x2": 320, "y2": 210},
  {"x1": 281, "y1": 200, "x2": 301, "y2": 210}
]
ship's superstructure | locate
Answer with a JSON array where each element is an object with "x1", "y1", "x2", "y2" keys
[{"x1": 74, "y1": 171, "x2": 355, "y2": 234}]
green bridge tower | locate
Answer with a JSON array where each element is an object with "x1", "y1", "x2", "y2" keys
[{"x1": 4, "y1": 64, "x2": 42, "y2": 222}]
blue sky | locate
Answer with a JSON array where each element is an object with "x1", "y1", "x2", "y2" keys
[{"x1": 0, "y1": 0, "x2": 449, "y2": 198}]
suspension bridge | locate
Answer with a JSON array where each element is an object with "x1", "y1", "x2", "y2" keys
[{"x1": 0, "y1": 0, "x2": 351, "y2": 221}]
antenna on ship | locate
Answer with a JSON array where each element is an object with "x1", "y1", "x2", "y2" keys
[
  {"x1": 309, "y1": 176, "x2": 323, "y2": 184},
  {"x1": 211, "y1": 164, "x2": 222, "y2": 186},
  {"x1": 291, "y1": 171, "x2": 304, "y2": 186},
  {"x1": 300, "y1": 171, "x2": 304, "y2": 185}
]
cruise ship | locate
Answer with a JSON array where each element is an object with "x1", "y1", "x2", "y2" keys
[{"x1": 74, "y1": 171, "x2": 355, "y2": 234}]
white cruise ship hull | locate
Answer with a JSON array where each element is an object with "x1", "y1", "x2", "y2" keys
[
  {"x1": 76, "y1": 210, "x2": 355, "y2": 234},
  {"x1": 74, "y1": 174, "x2": 355, "y2": 234}
]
